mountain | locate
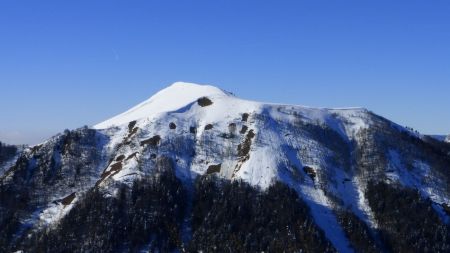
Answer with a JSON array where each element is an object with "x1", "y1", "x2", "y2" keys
[
  {"x1": 0, "y1": 142, "x2": 24, "y2": 176},
  {"x1": 1, "y1": 82, "x2": 449, "y2": 253}
]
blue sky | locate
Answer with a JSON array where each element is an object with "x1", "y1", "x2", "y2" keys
[{"x1": 1, "y1": 1, "x2": 449, "y2": 144}]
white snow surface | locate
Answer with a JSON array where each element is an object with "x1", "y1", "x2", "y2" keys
[
  {"x1": 94, "y1": 82, "x2": 231, "y2": 129},
  {"x1": 93, "y1": 82, "x2": 372, "y2": 191}
]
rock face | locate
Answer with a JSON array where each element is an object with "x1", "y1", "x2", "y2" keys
[{"x1": 1, "y1": 82, "x2": 449, "y2": 253}]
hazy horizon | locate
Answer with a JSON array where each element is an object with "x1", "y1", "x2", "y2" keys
[{"x1": 1, "y1": 1, "x2": 449, "y2": 145}]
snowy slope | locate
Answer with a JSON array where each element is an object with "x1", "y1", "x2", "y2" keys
[
  {"x1": 94, "y1": 82, "x2": 373, "y2": 190},
  {"x1": 94, "y1": 82, "x2": 231, "y2": 129}
]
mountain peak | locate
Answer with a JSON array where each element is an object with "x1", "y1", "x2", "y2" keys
[
  {"x1": 159, "y1": 81, "x2": 229, "y2": 98},
  {"x1": 94, "y1": 82, "x2": 230, "y2": 129}
]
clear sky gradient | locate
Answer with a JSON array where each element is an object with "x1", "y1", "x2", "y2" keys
[{"x1": 1, "y1": 1, "x2": 449, "y2": 145}]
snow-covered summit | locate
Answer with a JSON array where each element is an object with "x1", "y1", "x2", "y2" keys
[
  {"x1": 94, "y1": 82, "x2": 231, "y2": 129},
  {"x1": 94, "y1": 81, "x2": 370, "y2": 131},
  {"x1": 446, "y1": 135, "x2": 450, "y2": 143}
]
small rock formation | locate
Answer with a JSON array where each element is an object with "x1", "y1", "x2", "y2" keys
[{"x1": 197, "y1": 97, "x2": 213, "y2": 107}]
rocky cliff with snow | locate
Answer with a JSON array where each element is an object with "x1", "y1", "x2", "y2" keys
[{"x1": 1, "y1": 82, "x2": 449, "y2": 253}]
